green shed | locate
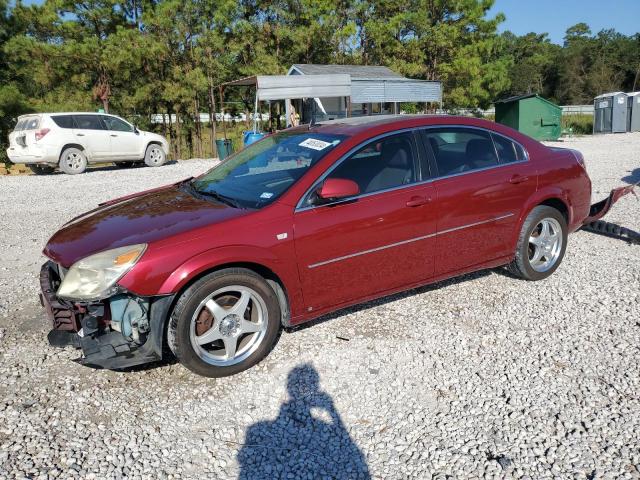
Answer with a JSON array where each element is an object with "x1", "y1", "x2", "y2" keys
[{"x1": 494, "y1": 94, "x2": 562, "y2": 141}]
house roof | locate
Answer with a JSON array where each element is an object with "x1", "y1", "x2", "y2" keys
[{"x1": 290, "y1": 64, "x2": 404, "y2": 79}]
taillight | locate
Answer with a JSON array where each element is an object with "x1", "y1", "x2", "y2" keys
[{"x1": 35, "y1": 128, "x2": 50, "y2": 141}]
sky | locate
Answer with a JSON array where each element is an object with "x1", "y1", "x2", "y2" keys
[{"x1": 489, "y1": 0, "x2": 640, "y2": 44}]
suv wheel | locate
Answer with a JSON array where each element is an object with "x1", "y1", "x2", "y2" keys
[
  {"x1": 144, "y1": 144, "x2": 166, "y2": 167},
  {"x1": 59, "y1": 148, "x2": 87, "y2": 175},
  {"x1": 168, "y1": 268, "x2": 282, "y2": 377},
  {"x1": 507, "y1": 205, "x2": 567, "y2": 281},
  {"x1": 28, "y1": 164, "x2": 55, "y2": 175}
]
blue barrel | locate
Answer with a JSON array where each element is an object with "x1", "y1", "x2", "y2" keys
[{"x1": 243, "y1": 131, "x2": 266, "y2": 147}]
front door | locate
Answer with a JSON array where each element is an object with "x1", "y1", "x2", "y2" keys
[
  {"x1": 293, "y1": 131, "x2": 437, "y2": 313},
  {"x1": 71, "y1": 114, "x2": 112, "y2": 160},
  {"x1": 102, "y1": 115, "x2": 141, "y2": 160},
  {"x1": 421, "y1": 127, "x2": 537, "y2": 276}
]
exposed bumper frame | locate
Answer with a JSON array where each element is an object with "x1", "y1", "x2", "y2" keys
[{"x1": 40, "y1": 261, "x2": 175, "y2": 370}]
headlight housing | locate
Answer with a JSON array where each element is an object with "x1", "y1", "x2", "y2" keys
[{"x1": 56, "y1": 244, "x2": 147, "y2": 301}]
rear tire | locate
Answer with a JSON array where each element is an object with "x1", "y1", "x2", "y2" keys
[
  {"x1": 144, "y1": 144, "x2": 166, "y2": 167},
  {"x1": 59, "y1": 148, "x2": 87, "y2": 174},
  {"x1": 507, "y1": 205, "x2": 567, "y2": 281},
  {"x1": 28, "y1": 164, "x2": 55, "y2": 175},
  {"x1": 168, "y1": 268, "x2": 282, "y2": 377}
]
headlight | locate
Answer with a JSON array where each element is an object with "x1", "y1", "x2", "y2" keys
[{"x1": 57, "y1": 244, "x2": 147, "y2": 301}]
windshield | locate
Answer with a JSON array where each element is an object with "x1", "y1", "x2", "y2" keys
[{"x1": 191, "y1": 131, "x2": 346, "y2": 209}]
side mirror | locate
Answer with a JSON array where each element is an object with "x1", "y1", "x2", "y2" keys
[
  {"x1": 133, "y1": 126, "x2": 140, "y2": 134},
  {"x1": 317, "y1": 178, "x2": 360, "y2": 202}
]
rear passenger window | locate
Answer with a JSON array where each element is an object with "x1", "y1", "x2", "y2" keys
[
  {"x1": 13, "y1": 119, "x2": 26, "y2": 131},
  {"x1": 425, "y1": 128, "x2": 498, "y2": 176},
  {"x1": 51, "y1": 115, "x2": 75, "y2": 129},
  {"x1": 492, "y1": 134, "x2": 526, "y2": 163},
  {"x1": 326, "y1": 132, "x2": 417, "y2": 195},
  {"x1": 73, "y1": 115, "x2": 105, "y2": 130}
]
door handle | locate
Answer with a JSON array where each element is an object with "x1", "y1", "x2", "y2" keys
[
  {"x1": 76, "y1": 133, "x2": 85, "y2": 137},
  {"x1": 509, "y1": 174, "x2": 529, "y2": 184},
  {"x1": 110, "y1": 134, "x2": 118, "y2": 137},
  {"x1": 406, "y1": 196, "x2": 431, "y2": 207}
]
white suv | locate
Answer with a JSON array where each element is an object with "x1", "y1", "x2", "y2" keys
[{"x1": 7, "y1": 112, "x2": 170, "y2": 174}]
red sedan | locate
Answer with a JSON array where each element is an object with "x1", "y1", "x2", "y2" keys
[{"x1": 40, "y1": 115, "x2": 626, "y2": 377}]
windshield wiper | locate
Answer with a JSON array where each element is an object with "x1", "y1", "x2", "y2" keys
[{"x1": 197, "y1": 189, "x2": 244, "y2": 209}]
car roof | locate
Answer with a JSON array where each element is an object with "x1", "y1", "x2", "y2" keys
[
  {"x1": 307, "y1": 114, "x2": 490, "y2": 135},
  {"x1": 18, "y1": 112, "x2": 119, "y2": 119}
]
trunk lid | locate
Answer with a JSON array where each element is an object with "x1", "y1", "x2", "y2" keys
[{"x1": 8, "y1": 115, "x2": 42, "y2": 156}]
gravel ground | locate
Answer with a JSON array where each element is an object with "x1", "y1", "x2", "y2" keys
[{"x1": 0, "y1": 134, "x2": 639, "y2": 480}]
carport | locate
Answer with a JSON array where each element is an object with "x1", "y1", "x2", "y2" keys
[{"x1": 216, "y1": 74, "x2": 352, "y2": 136}]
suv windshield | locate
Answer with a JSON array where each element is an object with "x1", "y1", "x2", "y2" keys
[{"x1": 191, "y1": 131, "x2": 346, "y2": 209}]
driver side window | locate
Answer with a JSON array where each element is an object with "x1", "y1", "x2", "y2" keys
[
  {"x1": 103, "y1": 116, "x2": 133, "y2": 132},
  {"x1": 325, "y1": 132, "x2": 417, "y2": 195},
  {"x1": 425, "y1": 128, "x2": 498, "y2": 176}
]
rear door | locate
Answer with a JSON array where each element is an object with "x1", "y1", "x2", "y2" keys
[
  {"x1": 8, "y1": 116, "x2": 41, "y2": 159},
  {"x1": 421, "y1": 127, "x2": 537, "y2": 276},
  {"x1": 102, "y1": 115, "x2": 141, "y2": 160},
  {"x1": 71, "y1": 114, "x2": 111, "y2": 160},
  {"x1": 293, "y1": 130, "x2": 437, "y2": 313}
]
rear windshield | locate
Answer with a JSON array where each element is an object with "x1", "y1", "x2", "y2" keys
[
  {"x1": 51, "y1": 115, "x2": 75, "y2": 129},
  {"x1": 191, "y1": 131, "x2": 347, "y2": 209},
  {"x1": 14, "y1": 117, "x2": 39, "y2": 131}
]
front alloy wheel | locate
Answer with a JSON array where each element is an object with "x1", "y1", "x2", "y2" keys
[
  {"x1": 168, "y1": 268, "x2": 281, "y2": 377},
  {"x1": 190, "y1": 286, "x2": 269, "y2": 366}
]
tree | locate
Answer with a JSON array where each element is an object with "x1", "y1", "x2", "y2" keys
[
  {"x1": 500, "y1": 31, "x2": 560, "y2": 100},
  {"x1": 358, "y1": 0, "x2": 511, "y2": 109}
]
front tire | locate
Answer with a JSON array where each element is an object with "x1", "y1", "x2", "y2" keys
[
  {"x1": 168, "y1": 268, "x2": 282, "y2": 377},
  {"x1": 144, "y1": 144, "x2": 166, "y2": 167},
  {"x1": 59, "y1": 148, "x2": 87, "y2": 174},
  {"x1": 507, "y1": 205, "x2": 567, "y2": 281}
]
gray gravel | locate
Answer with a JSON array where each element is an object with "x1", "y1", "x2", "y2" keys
[{"x1": 0, "y1": 134, "x2": 639, "y2": 479}]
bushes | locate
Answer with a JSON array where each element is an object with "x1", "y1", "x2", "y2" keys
[{"x1": 562, "y1": 114, "x2": 593, "y2": 135}]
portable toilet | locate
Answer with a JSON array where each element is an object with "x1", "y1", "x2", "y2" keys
[
  {"x1": 494, "y1": 94, "x2": 562, "y2": 141},
  {"x1": 627, "y1": 92, "x2": 640, "y2": 132},
  {"x1": 593, "y1": 92, "x2": 628, "y2": 133}
]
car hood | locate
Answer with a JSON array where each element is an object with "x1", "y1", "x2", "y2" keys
[{"x1": 44, "y1": 186, "x2": 246, "y2": 267}]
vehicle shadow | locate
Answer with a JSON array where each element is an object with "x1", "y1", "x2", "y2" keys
[
  {"x1": 39, "y1": 161, "x2": 179, "y2": 176},
  {"x1": 622, "y1": 167, "x2": 640, "y2": 184},
  {"x1": 292, "y1": 269, "x2": 493, "y2": 331},
  {"x1": 237, "y1": 363, "x2": 370, "y2": 479}
]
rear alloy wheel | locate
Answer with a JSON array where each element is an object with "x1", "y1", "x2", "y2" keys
[
  {"x1": 59, "y1": 148, "x2": 88, "y2": 174},
  {"x1": 507, "y1": 205, "x2": 567, "y2": 281},
  {"x1": 144, "y1": 144, "x2": 166, "y2": 167},
  {"x1": 168, "y1": 268, "x2": 281, "y2": 377},
  {"x1": 28, "y1": 164, "x2": 55, "y2": 175}
]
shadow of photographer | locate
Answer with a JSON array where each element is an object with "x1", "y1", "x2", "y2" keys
[{"x1": 238, "y1": 363, "x2": 370, "y2": 479}]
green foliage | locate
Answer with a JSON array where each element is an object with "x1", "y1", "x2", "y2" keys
[
  {"x1": 1, "y1": 0, "x2": 639, "y2": 160},
  {"x1": 562, "y1": 114, "x2": 594, "y2": 136}
]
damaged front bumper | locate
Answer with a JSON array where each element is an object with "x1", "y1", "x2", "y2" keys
[{"x1": 40, "y1": 261, "x2": 175, "y2": 369}]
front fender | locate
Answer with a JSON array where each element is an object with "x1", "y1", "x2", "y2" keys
[{"x1": 155, "y1": 245, "x2": 304, "y2": 318}]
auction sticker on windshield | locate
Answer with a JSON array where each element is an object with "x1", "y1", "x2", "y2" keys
[{"x1": 299, "y1": 138, "x2": 332, "y2": 151}]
